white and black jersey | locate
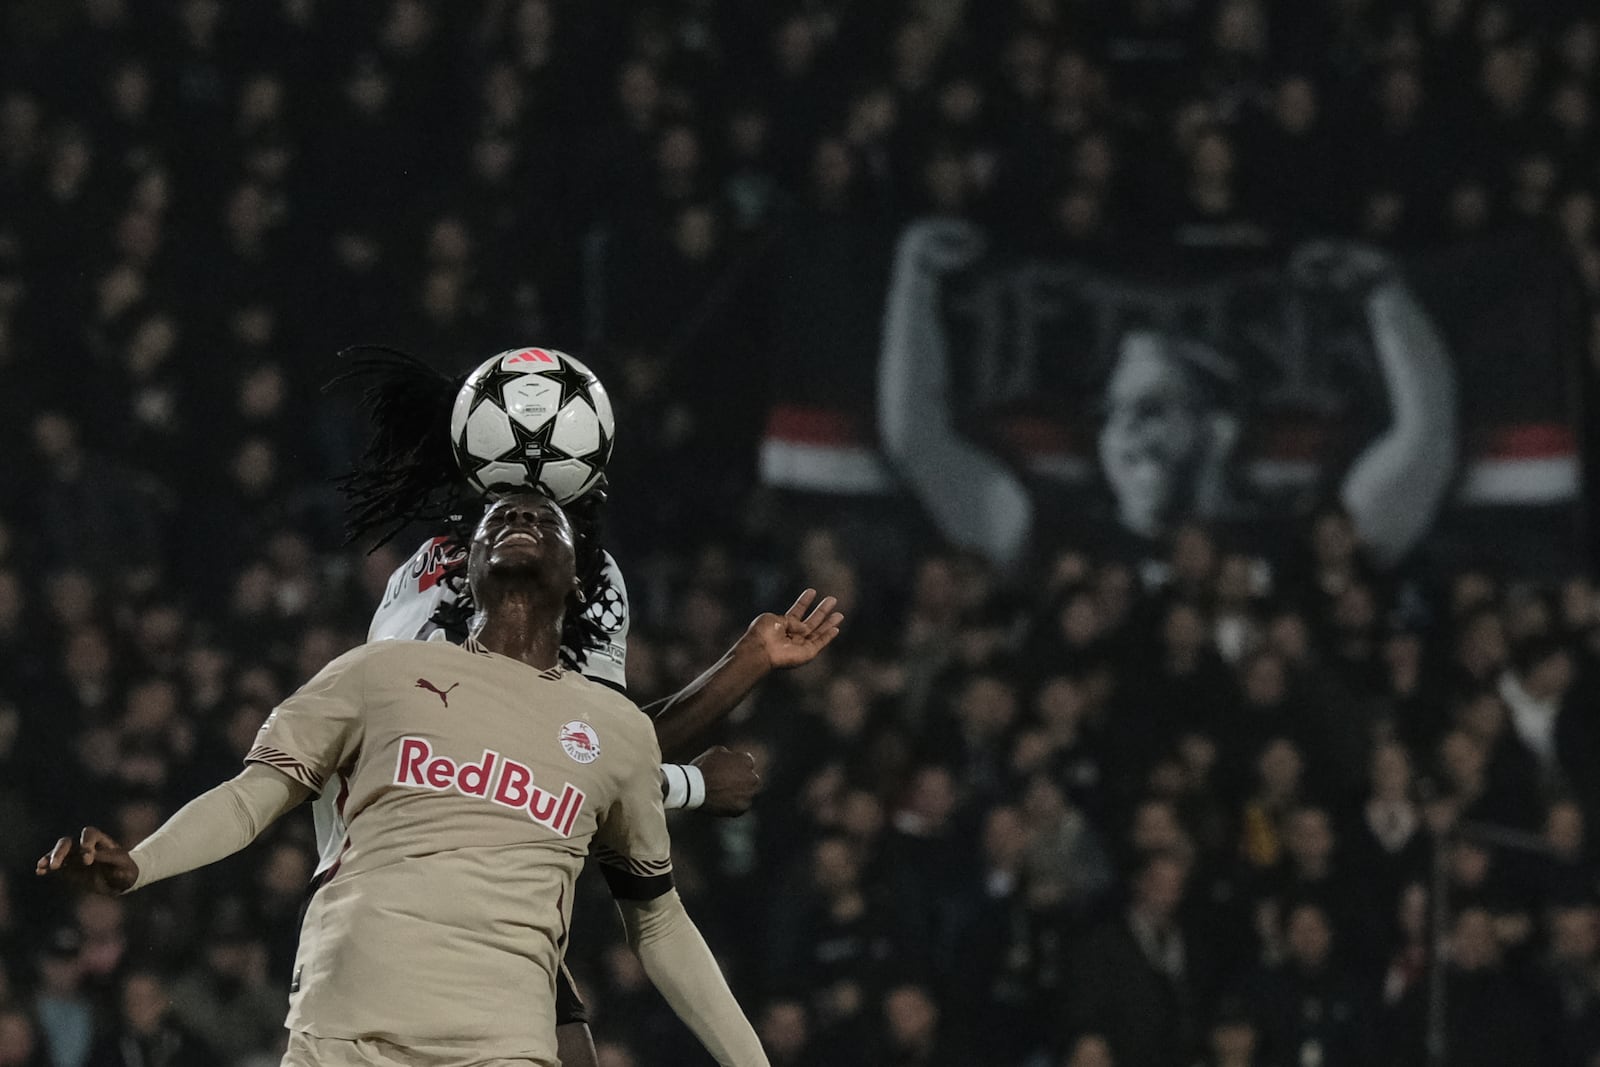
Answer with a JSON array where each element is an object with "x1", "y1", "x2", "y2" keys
[{"x1": 366, "y1": 536, "x2": 631, "y2": 688}]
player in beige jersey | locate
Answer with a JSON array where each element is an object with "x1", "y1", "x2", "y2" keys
[{"x1": 38, "y1": 491, "x2": 769, "y2": 1067}]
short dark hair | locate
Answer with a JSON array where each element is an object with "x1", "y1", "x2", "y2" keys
[{"x1": 1512, "y1": 634, "x2": 1569, "y2": 677}]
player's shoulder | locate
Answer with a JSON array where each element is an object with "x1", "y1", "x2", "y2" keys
[
  {"x1": 350, "y1": 637, "x2": 471, "y2": 668},
  {"x1": 556, "y1": 672, "x2": 656, "y2": 755},
  {"x1": 370, "y1": 535, "x2": 466, "y2": 642},
  {"x1": 558, "y1": 670, "x2": 647, "y2": 726}
]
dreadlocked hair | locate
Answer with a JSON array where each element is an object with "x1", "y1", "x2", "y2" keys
[
  {"x1": 561, "y1": 479, "x2": 614, "y2": 669},
  {"x1": 326, "y1": 345, "x2": 471, "y2": 548}
]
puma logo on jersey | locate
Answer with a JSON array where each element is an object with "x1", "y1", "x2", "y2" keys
[{"x1": 415, "y1": 678, "x2": 460, "y2": 706}]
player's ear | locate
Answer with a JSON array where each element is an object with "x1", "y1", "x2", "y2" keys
[{"x1": 573, "y1": 578, "x2": 586, "y2": 605}]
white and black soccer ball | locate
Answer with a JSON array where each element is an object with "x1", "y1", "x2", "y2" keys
[{"x1": 449, "y1": 347, "x2": 615, "y2": 504}]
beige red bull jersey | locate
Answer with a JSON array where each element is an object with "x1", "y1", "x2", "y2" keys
[{"x1": 247, "y1": 637, "x2": 672, "y2": 1061}]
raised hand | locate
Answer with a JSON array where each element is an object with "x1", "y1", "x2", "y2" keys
[
  {"x1": 36, "y1": 826, "x2": 139, "y2": 895},
  {"x1": 742, "y1": 589, "x2": 844, "y2": 671},
  {"x1": 693, "y1": 746, "x2": 761, "y2": 817}
]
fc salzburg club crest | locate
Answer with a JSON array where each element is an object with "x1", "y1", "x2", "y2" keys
[{"x1": 560, "y1": 720, "x2": 601, "y2": 764}]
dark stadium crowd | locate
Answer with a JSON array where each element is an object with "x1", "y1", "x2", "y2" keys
[{"x1": 3, "y1": 1, "x2": 1600, "y2": 1066}]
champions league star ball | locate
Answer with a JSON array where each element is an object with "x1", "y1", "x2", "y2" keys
[{"x1": 449, "y1": 347, "x2": 616, "y2": 504}]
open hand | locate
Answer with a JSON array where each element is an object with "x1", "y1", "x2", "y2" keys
[
  {"x1": 693, "y1": 746, "x2": 760, "y2": 817},
  {"x1": 36, "y1": 827, "x2": 139, "y2": 895},
  {"x1": 744, "y1": 589, "x2": 844, "y2": 671}
]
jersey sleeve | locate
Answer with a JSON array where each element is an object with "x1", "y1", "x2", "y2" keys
[
  {"x1": 592, "y1": 715, "x2": 674, "y2": 901},
  {"x1": 368, "y1": 536, "x2": 466, "y2": 642},
  {"x1": 245, "y1": 645, "x2": 368, "y2": 792},
  {"x1": 577, "y1": 550, "x2": 630, "y2": 690}
]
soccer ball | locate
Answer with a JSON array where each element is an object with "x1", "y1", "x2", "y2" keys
[{"x1": 449, "y1": 347, "x2": 615, "y2": 504}]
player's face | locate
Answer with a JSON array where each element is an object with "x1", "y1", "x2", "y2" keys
[
  {"x1": 1097, "y1": 332, "x2": 1206, "y2": 538},
  {"x1": 467, "y1": 492, "x2": 577, "y2": 590}
]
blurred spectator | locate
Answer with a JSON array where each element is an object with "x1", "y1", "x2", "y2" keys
[
  {"x1": 1429, "y1": 908, "x2": 1541, "y2": 1067},
  {"x1": 1068, "y1": 852, "x2": 1215, "y2": 1067},
  {"x1": 32, "y1": 928, "x2": 92, "y2": 1067},
  {"x1": 85, "y1": 970, "x2": 213, "y2": 1067},
  {"x1": 877, "y1": 983, "x2": 963, "y2": 1067},
  {"x1": 1245, "y1": 900, "x2": 1373, "y2": 1066},
  {"x1": 167, "y1": 902, "x2": 284, "y2": 1063},
  {"x1": 0, "y1": 1007, "x2": 49, "y2": 1067},
  {"x1": 756, "y1": 998, "x2": 812, "y2": 1067},
  {"x1": 1192, "y1": 996, "x2": 1263, "y2": 1067},
  {"x1": 1539, "y1": 901, "x2": 1600, "y2": 1066}
]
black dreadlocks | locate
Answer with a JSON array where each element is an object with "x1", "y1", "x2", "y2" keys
[{"x1": 327, "y1": 345, "x2": 612, "y2": 667}]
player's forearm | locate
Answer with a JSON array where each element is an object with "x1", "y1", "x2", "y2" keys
[
  {"x1": 617, "y1": 890, "x2": 768, "y2": 1066},
  {"x1": 645, "y1": 635, "x2": 770, "y2": 761},
  {"x1": 126, "y1": 764, "x2": 310, "y2": 891}
]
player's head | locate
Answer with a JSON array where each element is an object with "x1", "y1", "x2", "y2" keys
[
  {"x1": 466, "y1": 490, "x2": 581, "y2": 614},
  {"x1": 1096, "y1": 329, "x2": 1229, "y2": 538}
]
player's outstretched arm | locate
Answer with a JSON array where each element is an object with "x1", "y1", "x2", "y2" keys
[
  {"x1": 646, "y1": 588, "x2": 842, "y2": 761},
  {"x1": 617, "y1": 889, "x2": 768, "y2": 1065},
  {"x1": 35, "y1": 764, "x2": 309, "y2": 894}
]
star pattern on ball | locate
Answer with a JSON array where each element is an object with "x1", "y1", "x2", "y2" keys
[
  {"x1": 541, "y1": 358, "x2": 599, "y2": 411},
  {"x1": 496, "y1": 413, "x2": 576, "y2": 473},
  {"x1": 581, "y1": 418, "x2": 613, "y2": 470},
  {"x1": 470, "y1": 360, "x2": 530, "y2": 416}
]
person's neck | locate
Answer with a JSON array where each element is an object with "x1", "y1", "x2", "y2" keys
[{"x1": 470, "y1": 589, "x2": 564, "y2": 669}]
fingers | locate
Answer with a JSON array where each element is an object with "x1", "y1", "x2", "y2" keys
[
  {"x1": 36, "y1": 837, "x2": 75, "y2": 876},
  {"x1": 805, "y1": 613, "x2": 845, "y2": 645},
  {"x1": 78, "y1": 826, "x2": 113, "y2": 865},
  {"x1": 783, "y1": 589, "x2": 818, "y2": 620},
  {"x1": 793, "y1": 596, "x2": 839, "y2": 635}
]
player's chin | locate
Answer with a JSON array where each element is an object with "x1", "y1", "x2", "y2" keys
[{"x1": 487, "y1": 542, "x2": 550, "y2": 572}]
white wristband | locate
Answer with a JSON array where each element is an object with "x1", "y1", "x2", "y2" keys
[{"x1": 662, "y1": 764, "x2": 707, "y2": 811}]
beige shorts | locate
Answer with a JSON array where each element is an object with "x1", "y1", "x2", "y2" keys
[{"x1": 281, "y1": 1031, "x2": 554, "y2": 1067}]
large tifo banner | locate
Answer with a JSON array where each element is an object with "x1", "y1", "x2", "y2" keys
[{"x1": 761, "y1": 220, "x2": 1589, "y2": 574}]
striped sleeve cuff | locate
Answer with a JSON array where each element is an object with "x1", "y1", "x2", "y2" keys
[{"x1": 245, "y1": 745, "x2": 325, "y2": 791}]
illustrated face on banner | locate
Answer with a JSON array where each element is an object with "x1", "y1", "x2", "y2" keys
[{"x1": 1097, "y1": 330, "x2": 1220, "y2": 539}]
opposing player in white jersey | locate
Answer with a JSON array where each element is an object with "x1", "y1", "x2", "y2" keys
[
  {"x1": 40, "y1": 491, "x2": 771, "y2": 1067},
  {"x1": 332, "y1": 347, "x2": 842, "y2": 1066}
]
